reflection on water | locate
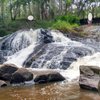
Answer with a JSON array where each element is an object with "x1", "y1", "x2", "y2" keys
[{"x1": 0, "y1": 82, "x2": 100, "y2": 100}]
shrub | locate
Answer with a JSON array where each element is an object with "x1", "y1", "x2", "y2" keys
[
  {"x1": 34, "y1": 20, "x2": 53, "y2": 29},
  {"x1": 0, "y1": 27, "x2": 9, "y2": 37},
  {"x1": 51, "y1": 20, "x2": 79, "y2": 32},
  {"x1": 55, "y1": 14, "x2": 80, "y2": 24}
]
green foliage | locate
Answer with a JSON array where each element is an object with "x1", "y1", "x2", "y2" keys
[
  {"x1": 65, "y1": 0, "x2": 72, "y2": 6},
  {"x1": 0, "y1": 18, "x2": 80, "y2": 37},
  {"x1": 0, "y1": 29, "x2": 8, "y2": 37},
  {"x1": 55, "y1": 14, "x2": 80, "y2": 24},
  {"x1": 0, "y1": 19, "x2": 29, "y2": 36},
  {"x1": 34, "y1": 20, "x2": 53, "y2": 29},
  {"x1": 51, "y1": 20, "x2": 79, "y2": 32},
  {"x1": 51, "y1": 14, "x2": 80, "y2": 32},
  {"x1": 0, "y1": 19, "x2": 54, "y2": 36}
]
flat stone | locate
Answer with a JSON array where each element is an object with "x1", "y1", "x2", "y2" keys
[
  {"x1": 0, "y1": 64, "x2": 18, "y2": 81},
  {"x1": 0, "y1": 80, "x2": 7, "y2": 87},
  {"x1": 11, "y1": 68, "x2": 33, "y2": 84},
  {"x1": 34, "y1": 71, "x2": 65, "y2": 84},
  {"x1": 79, "y1": 65, "x2": 100, "y2": 91}
]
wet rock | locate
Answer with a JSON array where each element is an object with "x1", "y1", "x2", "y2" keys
[
  {"x1": 34, "y1": 75, "x2": 48, "y2": 84},
  {"x1": 40, "y1": 29, "x2": 54, "y2": 43},
  {"x1": 1, "y1": 73, "x2": 12, "y2": 81},
  {"x1": 47, "y1": 72, "x2": 65, "y2": 82},
  {"x1": 0, "y1": 80, "x2": 7, "y2": 87},
  {"x1": 0, "y1": 30, "x2": 32, "y2": 55},
  {"x1": 34, "y1": 72, "x2": 65, "y2": 84},
  {"x1": 79, "y1": 65, "x2": 100, "y2": 91},
  {"x1": 0, "y1": 64, "x2": 18, "y2": 81},
  {"x1": 0, "y1": 64, "x2": 18, "y2": 74},
  {"x1": 0, "y1": 51, "x2": 6, "y2": 64},
  {"x1": 11, "y1": 68, "x2": 33, "y2": 84}
]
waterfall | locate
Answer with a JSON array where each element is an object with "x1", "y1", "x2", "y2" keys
[{"x1": 0, "y1": 28, "x2": 98, "y2": 81}]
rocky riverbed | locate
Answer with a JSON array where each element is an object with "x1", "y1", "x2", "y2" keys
[
  {"x1": 0, "y1": 25, "x2": 100, "y2": 100},
  {"x1": 0, "y1": 64, "x2": 65, "y2": 87}
]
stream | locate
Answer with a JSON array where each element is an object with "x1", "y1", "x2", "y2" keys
[
  {"x1": 0, "y1": 82, "x2": 100, "y2": 100},
  {"x1": 0, "y1": 28, "x2": 100, "y2": 100}
]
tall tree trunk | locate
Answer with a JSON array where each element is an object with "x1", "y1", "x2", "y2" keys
[
  {"x1": 23, "y1": 5, "x2": 27, "y2": 18},
  {"x1": 18, "y1": 6, "x2": 21, "y2": 18},
  {"x1": 9, "y1": 0, "x2": 13, "y2": 20},
  {"x1": 59, "y1": 0, "x2": 63, "y2": 15},
  {"x1": 28, "y1": 2, "x2": 32, "y2": 15},
  {"x1": 77, "y1": 0, "x2": 87, "y2": 17},
  {"x1": 1, "y1": 1, "x2": 4, "y2": 21}
]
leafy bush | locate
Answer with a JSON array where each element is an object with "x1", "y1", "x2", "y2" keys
[
  {"x1": 55, "y1": 14, "x2": 80, "y2": 24},
  {"x1": 34, "y1": 20, "x2": 54, "y2": 29},
  {"x1": 0, "y1": 29, "x2": 8, "y2": 37},
  {"x1": 51, "y1": 20, "x2": 79, "y2": 32}
]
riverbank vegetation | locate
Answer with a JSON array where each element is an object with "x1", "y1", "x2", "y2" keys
[{"x1": 0, "y1": 0, "x2": 100, "y2": 36}]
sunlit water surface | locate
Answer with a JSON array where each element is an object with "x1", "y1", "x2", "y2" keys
[{"x1": 0, "y1": 82, "x2": 100, "y2": 100}]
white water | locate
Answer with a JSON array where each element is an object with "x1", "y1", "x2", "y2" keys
[
  {"x1": 68, "y1": 52, "x2": 100, "y2": 81},
  {"x1": 1, "y1": 29, "x2": 98, "y2": 81},
  {"x1": 73, "y1": 52, "x2": 100, "y2": 67},
  {"x1": 51, "y1": 30, "x2": 84, "y2": 46},
  {"x1": 4, "y1": 29, "x2": 40, "y2": 67},
  {"x1": 5, "y1": 44, "x2": 36, "y2": 67}
]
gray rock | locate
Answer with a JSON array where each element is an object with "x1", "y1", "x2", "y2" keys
[
  {"x1": 11, "y1": 68, "x2": 33, "y2": 84},
  {"x1": 39, "y1": 29, "x2": 54, "y2": 43},
  {"x1": 0, "y1": 51, "x2": 6, "y2": 64},
  {"x1": 0, "y1": 80, "x2": 7, "y2": 87},
  {"x1": 0, "y1": 64, "x2": 18, "y2": 81},
  {"x1": 34, "y1": 75, "x2": 48, "y2": 84},
  {"x1": 0, "y1": 64, "x2": 18, "y2": 74},
  {"x1": 34, "y1": 72, "x2": 65, "y2": 84},
  {"x1": 79, "y1": 65, "x2": 100, "y2": 91}
]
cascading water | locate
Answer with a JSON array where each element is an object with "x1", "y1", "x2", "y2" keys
[{"x1": 0, "y1": 28, "x2": 98, "y2": 81}]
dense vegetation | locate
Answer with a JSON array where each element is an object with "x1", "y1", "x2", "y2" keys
[{"x1": 0, "y1": 0, "x2": 100, "y2": 36}]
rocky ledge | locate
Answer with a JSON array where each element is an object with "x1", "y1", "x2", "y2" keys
[
  {"x1": 79, "y1": 65, "x2": 100, "y2": 91},
  {"x1": 0, "y1": 64, "x2": 65, "y2": 87},
  {"x1": 34, "y1": 71, "x2": 65, "y2": 84}
]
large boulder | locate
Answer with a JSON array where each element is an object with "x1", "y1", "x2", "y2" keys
[
  {"x1": 34, "y1": 75, "x2": 48, "y2": 84},
  {"x1": 40, "y1": 29, "x2": 54, "y2": 43},
  {"x1": 47, "y1": 73, "x2": 65, "y2": 82},
  {"x1": 0, "y1": 80, "x2": 7, "y2": 87},
  {"x1": 79, "y1": 65, "x2": 100, "y2": 91},
  {"x1": 0, "y1": 64, "x2": 18, "y2": 81},
  {"x1": 34, "y1": 72, "x2": 65, "y2": 84},
  {"x1": 11, "y1": 68, "x2": 33, "y2": 84}
]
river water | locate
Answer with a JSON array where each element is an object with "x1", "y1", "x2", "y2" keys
[{"x1": 0, "y1": 82, "x2": 100, "y2": 100}]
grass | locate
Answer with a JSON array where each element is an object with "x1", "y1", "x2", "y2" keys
[{"x1": 51, "y1": 20, "x2": 79, "y2": 32}]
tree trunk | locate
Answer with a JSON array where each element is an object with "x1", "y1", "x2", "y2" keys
[
  {"x1": 28, "y1": 2, "x2": 32, "y2": 15},
  {"x1": 59, "y1": 0, "x2": 63, "y2": 15},
  {"x1": 23, "y1": 5, "x2": 27, "y2": 18},
  {"x1": 1, "y1": 1, "x2": 4, "y2": 21}
]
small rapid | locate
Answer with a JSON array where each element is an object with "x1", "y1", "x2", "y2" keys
[{"x1": 0, "y1": 28, "x2": 99, "y2": 81}]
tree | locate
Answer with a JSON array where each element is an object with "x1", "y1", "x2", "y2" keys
[{"x1": 0, "y1": 0, "x2": 6, "y2": 20}]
